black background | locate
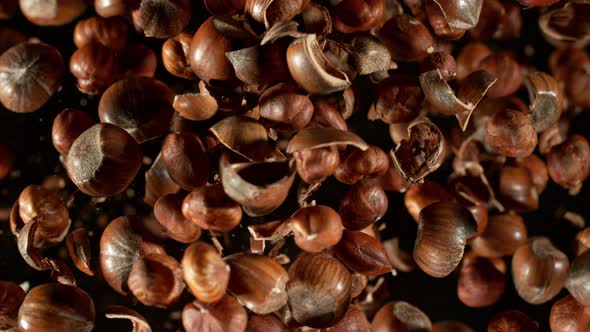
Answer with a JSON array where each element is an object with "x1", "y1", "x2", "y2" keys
[{"x1": 1, "y1": 1, "x2": 589, "y2": 331}]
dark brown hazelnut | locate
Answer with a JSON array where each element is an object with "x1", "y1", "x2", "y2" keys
[
  {"x1": 182, "y1": 241, "x2": 229, "y2": 304},
  {"x1": 457, "y1": 252, "x2": 506, "y2": 307},
  {"x1": 378, "y1": 14, "x2": 435, "y2": 62},
  {"x1": 294, "y1": 146, "x2": 340, "y2": 184},
  {"x1": 100, "y1": 216, "x2": 165, "y2": 295},
  {"x1": 333, "y1": 0, "x2": 385, "y2": 33},
  {"x1": 479, "y1": 53, "x2": 523, "y2": 98},
  {"x1": 0, "y1": 281, "x2": 25, "y2": 330},
  {"x1": 487, "y1": 310, "x2": 538, "y2": 332},
  {"x1": 118, "y1": 42, "x2": 158, "y2": 78},
  {"x1": 287, "y1": 252, "x2": 352, "y2": 328},
  {"x1": 127, "y1": 253, "x2": 184, "y2": 308},
  {"x1": 404, "y1": 180, "x2": 453, "y2": 222},
  {"x1": 162, "y1": 31, "x2": 196, "y2": 80},
  {"x1": 70, "y1": 42, "x2": 120, "y2": 95},
  {"x1": 19, "y1": 0, "x2": 87, "y2": 26},
  {"x1": 154, "y1": 193, "x2": 201, "y2": 243},
  {"x1": 334, "y1": 230, "x2": 393, "y2": 276},
  {"x1": 371, "y1": 301, "x2": 432, "y2": 332},
  {"x1": 204, "y1": 0, "x2": 245, "y2": 15},
  {"x1": 565, "y1": 250, "x2": 590, "y2": 306},
  {"x1": 498, "y1": 165, "x2": 539, "y2": 212},
  {"x1": 550, "y1": 295, "x2": 590, "y2": 332},
  {"x1": 471, "y1": 213, "x2": 528, "y2": 258},
  {"x1": 226, "y1": 253, "x2": 289, "y2": 314},
  {"x1": 73, "y1": 16, "x2": 128, "y2": 50},
  {"x1": 66, "y1": 123, "x2": 142, "y2": 197},
  {"x1": 368, "y1": 74, "x2": 423, "y2": 125},
  {"x1": 182, "y1": 295, "x2": 247, "y2": 332},
  {"x1": 52, "y1": 108, "x2": 95, "y2": 156},
  {"x1": 259, "y1": 83, "x2": 314, "y2": 133},
  {"x1": 309, "y1": 99, "x2": 349, "y2": 130},
  {"x1": 335, "y1": 145, "x2": 389, "y2": 185},
  {"x1": 414, "y1": 201, "x2": 477, "y2": 277},
  {"x1": 247, "y1": 314, "x2": 288, "y2": 332},
  {"x1": 0, "y1": 42, "x2": 64, "y2": 113},
  {"x1": 339, "y1": 180, "x2": 388, "y2": 231},
  {"x1": 322, "y1": 305, "x2": 370, "y2": 332},
  {"x1": 17, "y1": 283, "x2": 95, "y2": 332},
  {"x1": 574, "y1": 227, "x2": 590, "y2": 256},
  {"x1": 470, "y1": 0, "x2": 521, "y2": 41},
  {"x1": 420, "y1": 52, "x2": 457, "y2": 81},
  {"x1": 485, "y1": 109, "x2": 537, "y2": 158},
  {"x1": 456, "y1": 42, "x2": 492, "y2": 80},
  {"x1": 161, "y1": 132, "x2": 210, "y2": 191},
  {"x1": 547, "y1": 134, "x2": 590, "y2": 194},
  {"x1": 512, "y1": 237, "x2": 569, "y2": 304},
  {"x1": 182, "y1": 184, "x2": 243, "y2": 232},
  {"x1": 18, "y1": 184, "x2": 70, "y2": 248},
  {"x1": 515, "y1": 154, "x2": 549, "y2": 194},
  {"x1": 99, "y1": 76, "x2": 174, "y2": 143},
  {"x1": 95, "y1": 0, "x2": 139, "y2": 18},
  {"x1": 289, "y1": 205, "x2": 344, "y2": 252},
  {"x1": 189, "y1": 16, "x2": 255, "y2": 84},
  {"x1": 131, "y1": 0, "x2": 190, "y2": 39}
]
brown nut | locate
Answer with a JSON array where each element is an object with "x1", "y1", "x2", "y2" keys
[
  {"x1": 425, "y1": 0, "x2": 483, "y2": 39},
  {"x1": 182, "y1": 184, "x2": 243, "y2": 232},
  {"x1": 225, "y1": 253, "x2": 289, "y2": 314},
  {"x1": 182, "y1": 295, "x2": 247, "y2": 332},
  {"x1": 70, "y1": 42, "x2": 120, "y2": 95},
  {"x1": 547, "y1": 134, "x2": 590, "y2": 194},
  {"x1": 161, "y1": 132, "x2": 210, "y2": 191},
  {"x1": 294, "y1": 145, "x2": 340, "y2": 184},
  {"x1": 66, "y1": 123, "x2": 142, "y2": 197},
  {"x1": 154, "y1": 193, "x2": 201, "y2": 243},
  {"x1": 339, "y1": 180, "x2": 388, "y2": 231},
  {"x1": 471, "y1": 213, "x2": 528, "y2": 258},
  {"x1": 127, "y1": 253, "x2": 184, "y2": 308},
  {"x1": 131, "y1": 0, "x2": 190, "y2": 39},
  {"x1": 565, "y1": 250, "x2": 590, "y2": 306},
  {"x1": 19, "y1": 0, "x2": 87, "y2": 26},
  {"x1": 162, "y1": 31, "x2": 196, "y2": 80},
  {"x1": 334, "y1": 230, "x2": 393, "y2": 276},
  {"x1": 404, "y1": 180, "x2": 453, "y2": 222},
  {"x1": 371, "y1": 301, "x2": 432, "y2": 332},
  {"x1": 512, "y1": 237, "x2": 569, "y2": 304},
  {"x1": 378, "y1": 14, "x2": 435, "y2": 62},
  {"x1": 18, "y1": 185, "x2": 70, "y2": 248},
  {"x1": 549, "y1": 295, "x2": 590, "y2": 332},
  {"x1": 182, "y1": 241, "x2": 229, "y2": 304},
  {"x1": 414, "y1": 201, "x2": 477, "y2": 278},
  {"x1": 17, "y1": 283, "x2": 95, "y2": 332},
  {"x1": 487, "y1": 310, "x2": 538, "y2": 332},
  {"x1": 289, "y1": 205, "x2": 344, "y2": 252},
  {"x1": 498, "y1": 165, "x2": 539, "y2": 212},
  {"x1": 0, "y1": 42, "x2": 64, "y2": 113},
  {"x1": 259, "y1": 83, "x2": 314, "y2": 133},
  {"x1": 335, "y1": 145, "x2": 389, "y2": 185},
  {"x1": 0, "y1": 281, "x2": 25, "y2": 330},
  {"x1": 73, "y1": 16, "x2": 128, "y2": 50},
  {"x1": 99, "y1": 76, "x2": 174, "y2": 143},
  {"x1": 485, "y1": 109, "x2": 537, "y2": 158},
  {"x1": 51, "y1": 108, "x2": 95, "y2": 156},
  {"x1": 287, "y1": 252, "x2": 352, "y2": 328},
  {"x1": 457, "y1": 252, "x2": 506, "y2": 307},
  {"x1": 333, "y1": 0, "x2": 385, "y2": 33}
]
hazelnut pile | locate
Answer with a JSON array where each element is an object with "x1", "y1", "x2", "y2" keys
[{"x1": 0, "y1": 0, "x2": 589, "y2": 331}]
